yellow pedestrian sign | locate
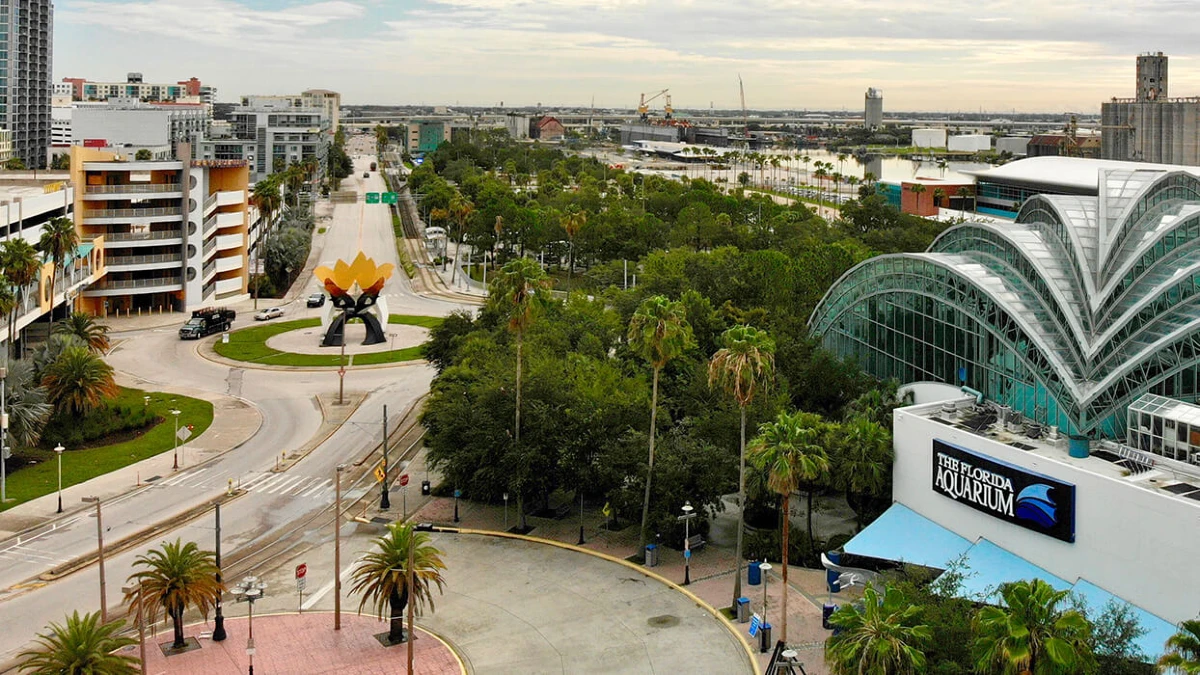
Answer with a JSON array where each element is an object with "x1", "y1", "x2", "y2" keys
[
  {"x1": 602, "y1": 502, "x2": 612, "y2": 518},
  {"x1": 373, "y1": 461, "x2": 386, "y2": 483}
]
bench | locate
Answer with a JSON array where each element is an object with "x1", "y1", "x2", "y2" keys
[{"x1": 686, "y1": 534, "x2": 706, "y2": 551}]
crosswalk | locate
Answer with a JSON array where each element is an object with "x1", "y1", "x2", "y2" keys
[{"x1": 153, "y1": 467, "x2": 336, "y2": 501}]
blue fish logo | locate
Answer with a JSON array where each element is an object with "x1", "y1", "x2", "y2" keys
[{"x1": 1015, "y1": 484, "x2": 1057, "y2": 528}]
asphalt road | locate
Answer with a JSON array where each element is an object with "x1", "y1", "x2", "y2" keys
[{"x1": 0, "y1": 149, "x2": 468, "y2": 664}]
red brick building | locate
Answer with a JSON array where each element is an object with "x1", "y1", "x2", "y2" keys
[
  {"x1": 900, "y1": 178, "x2": 973, "y2": 217},
  {"x1": 532, "y1": 116, "x2": 565, "y2": 141}
]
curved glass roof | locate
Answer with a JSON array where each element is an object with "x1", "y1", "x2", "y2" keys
[{"x1": 811, "y1": 169, "x2": 1200, "y2": 437}]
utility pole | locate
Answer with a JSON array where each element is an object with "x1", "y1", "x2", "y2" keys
[
  {"x1": 213, "y1": 503, "x2": 226, "y2": 641},
  {"x1": 406, "y1": 530, "x2": 415, "y2": 674},
  {"x1": 380, "y1": 405, "x2": 390, "y2": 510},
  {"x1": 335, "y1": 464, "x2": 344, "y2": 631},
  {"x1": 1, "y1": 365, "x2": 7, "y2": 503},
  {"x1": 91, "y1": 498, "x2": 107, "y2": 622}
]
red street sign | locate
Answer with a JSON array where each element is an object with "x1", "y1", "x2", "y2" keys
[
  {"x1": 295, "y1": 563, "x2": 307, "y2": 579},
  {"x1": 338, "y1": 367, "x2": 346, "y2": 376},
  {"x1": 399, "y1": 474, "x2": 409, "y2": 487}
]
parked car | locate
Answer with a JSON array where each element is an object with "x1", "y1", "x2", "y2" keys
[
  {"x1": 254, "y1": 307, "x2": 284, "y2": 321},
  {"x1": 363, "y1": 172, "x2": 370, "y2": 178},
  {"x1": 307, "y1": 293, "x2": 326, "y2": 308}
]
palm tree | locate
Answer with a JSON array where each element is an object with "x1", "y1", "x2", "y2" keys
[
  {"x1": 909, "y1": 183, "x2": 928, "y2": 210},
  {"x1": 973, "y1": 579, "x2": 1097, "y2": 675},
  {"x1": 707, "y1": 324, "x2": 775, "y2": 611},
  {"x1": 834, "y1": 417, "x2": 893, "y2": 529},
  {"x1": 0, "y1": 284, "x2": 15, "y2": 358},
  {"x1": 492, "y1": 215, "x2": 504, "y2": 272},
  {"x1": 349, "y1": 522, "x2": 447, "y2": 644},
  {"x1": 250, "y1": 177, "x2": 281, "y2": 230},
  {"x1": 124, "y1": 539, "x2": 224, "y2": 651},
  {"x1": 490, "y1": 258, "x2": 551, "y2": 529},
  {"x1": 562, "y1": 210, "x2": 586, "y2": 292},
  {"x1": 53, "y1": 312, "x2": 110, "y2": 354},
  {"x1": 825, "y1": 584, "x2": 932, "y2": 675},
  {"x1": 1, "y1": 237, "x2": 42, "y2": 358},
  {"x1": 932, "y1": 187, "x2": 947, "y2": 210},
  {"x1": 957, "y1": 186, "x2": 973, "y2": 218},
  {"x1": 41, "y1": 345, "x2": 118, "y2": 416},
  {"x1": 18, "y1": 611, "x2": 138, "y2": 675},
  {"x1": 38, "y1": 216, "x2": 78, "y2": 321},
  {"x1": 628, "y1": 295, "x2": 694, "y2": 556},
  {"x1": 747, "y1": 410, "x2": 830, "y2": 644},
  {"x1": 448, "y1": 194, "x2": 474, "y2": 284},
  {"x1": 4, "y1": 358, "x2": 52, "y2": 448},
  {"x1": 1159, "y1": 620, "x2": 1200, "y2": 674}
]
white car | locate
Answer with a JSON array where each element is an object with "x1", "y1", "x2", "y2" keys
[{"x1": 254, "y1": 307, "x2": 284, "y2": 321}]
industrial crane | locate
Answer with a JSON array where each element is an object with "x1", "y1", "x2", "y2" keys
[
  {"x1": 638, "y1": 89, "x2": 669, "y2": 121},
  {"x1": 664, "y1": 93, "x2": 674, "y2": 119}
]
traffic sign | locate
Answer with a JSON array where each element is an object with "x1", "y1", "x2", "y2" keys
[
  {"x1": 365, "y1": 192, "x2": 380, "y2": 204},
  {"x1": 295, "y1": 563, "x2": 307, "y2": 579},
  {"x1": 297, "y1": 576, "x2": 307, "y2": 592},
  {"x1": 399, "y1": 473, "x2": 410, "y2": 487},
  {"x1": 373, "y1": 462, "x2": 386, "y2": 483},
  {"x1": 454, "y1": 489, "x2": 462, "y2": 498},
  {"x1": 382, "y1": 192, "x2": 398, "y2": 204}
]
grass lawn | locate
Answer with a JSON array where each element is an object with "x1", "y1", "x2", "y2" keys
[
  {"x1": 1, "y1": 387, "x2": 214, "y2": 512},
  {"x1": 212, "y1": 315, "x2": 442, "y2": 367}
]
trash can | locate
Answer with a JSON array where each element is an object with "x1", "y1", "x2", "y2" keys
[
  {"x1": 825, "y1": 551, "x2": 841, "y2": 594},
  {"x1": 747, "y1": 561, "x2": 762, "y2": 586},
  {"x1": 759, "y1": 622, "x2": 772, "y2": 653},
  {"x1": 420, "y1": 480, "x2": 431, "y2": 496},
  {"x1": 736, "y1": 597, "x2": 750, "y2": 623},
  {"x1": 822, "y1": 603, "x2": 838, "y2": 630},
  {"x1": 645, "y1": 544, "x2": 658, "y2": 567}
]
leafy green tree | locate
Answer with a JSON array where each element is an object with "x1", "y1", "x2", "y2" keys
[
  {"x1": 5, "y1": 157, "x2": 26, "y2": 170},
  {"x1": 38, "y1": 216, "x2": 79, "y2": 321},
  {"x1": 350, "y1": 522, "x2": 447, "y2": 644},
  {"x1": 18, "y1": 611, "x2": 138, "y2": 675},
  {"x1": 748, "y1": 409, "x2": 829, "y2": 644},
  {"x1": 1069, "y1": 598, "x2": 1149, "y2": 675},
  {"x1": 562, "y1": 209, "x2": 586, "y2": 291},
  {"x1": 1, "y1": 237, "x2": 41, "y2": 357},
  {"x1": 833, "y1": 416, "x2": 893, "y2": 529},
  {"x1": 262, "y1": 226, "x2": 310, "y2": 291},
  {"x1": 50, "y1": 154, "x2": 70, "y2": 170},
  {"x1": 4, "y1": 358, "x2": 51, "y2": 447},
  {"x1": 707, "y1": 324, "x2": 774, "y2": 610},
  {"x1": 53, "y1": 312, "x2": 110, "y2": 354},
  {"x1": 628, "y1": 295, "x2": 693, "y2": 555},
  {"x1": 41, "y1": 345, "x2": 118, "y2": 416},
  {"x1": 1159, "y1": 620, "x2": 1200, "y2": 674},
  {"x1": 973, "y1": 579, "x2": 1097, "y2": 675},
  {"x1": 134, "y1": 148, "x2": 153, "y2": 161},
  {"x1": 490, "y1": 258, "x2": 550, "y2": 528},
  {"x1": 125, "y1": 539, "x2": 224, "y2": 651},
  {"x1": 826, "y1": 583, "x2": 932, "y2": 675}
]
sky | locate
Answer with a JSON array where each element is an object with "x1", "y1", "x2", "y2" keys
[{"x1": 52, "y1": 0, "x2": 1200, "y2": 113}]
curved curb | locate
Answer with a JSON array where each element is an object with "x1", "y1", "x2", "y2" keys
[
  {"x1": 446, "y1": 527, "x2": 759, "y2": 674},
  {"x1": 196, "y1": 336, "x2": 432, "y2": 373}
]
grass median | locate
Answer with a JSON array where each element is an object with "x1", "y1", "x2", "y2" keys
[
  {"x1": 1, "y1": 387, "x2": 214, "y2": 512},
  {"x1": 212, "y1": 314, "x2": 441, "y2": 367}
]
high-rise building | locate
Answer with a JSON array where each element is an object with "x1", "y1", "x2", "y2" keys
[
  {"x1": 198, "y1": 99, "x2": 330, "y2": 183},
  {"x1": 1, "y1": 0, "x2": 54, "y2": 168},
  {"x1": 1102, "y1": 52, "x2": 1200, "y2": 165},
  {"x1": 864, "y1": 88, "x2": 883, "y2": 129}
]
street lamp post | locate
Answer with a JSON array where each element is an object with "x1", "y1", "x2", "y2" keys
[
  {"x1": 335, "y1": 464, "x2": 344, "y2": 631},
  {"x1": 577, "y1": 491, "x2": 585, "y2": 545},
  {"x1": 231, "y1": 576, "x2": 267, "y2": 675},
  {"x1": 503, "y1": 492, "x2": 509, "y2": 532},
  {"x1": 679, "y1": 502, "x2": 696, "y2": 585},
  {"x1": 122, "y1": 581, "x2": 147, "y2": 675},
  {"x1": 1, "y1": 365, "x2": 7, "y2": 503},
  {"x1": 453, "y1": 488, "x2": 460, "y2": 523},
  {"x1": 82, "y1": 497, "x2": 107, "y2": 622},
  {"x1": 759, "y1": 561, "x2": 773, "y2": 653},
  {"x1": 171, "y1": 410, "x2": 181, "y2": 471},
  {"x1": 213, "y1": 503, "x2": 227, "y2": 642},
  {"x1": 54, "y1": 444, "x2": 64, "y2": 513},
  {"x1": 380, "y1": 404, "x2": 390, "y2": 510}
]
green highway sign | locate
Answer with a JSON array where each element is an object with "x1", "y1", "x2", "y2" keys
[
  {"x1": 382, "y1": 192, "x2": 398, "y2": 204},
  {"x1": 365, "y1": 192, "x2": 380, "y2": 204}
]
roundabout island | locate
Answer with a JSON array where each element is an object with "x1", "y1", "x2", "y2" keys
[{"x1": 210, "y1": 314, "x2": 442, "y2": 368}]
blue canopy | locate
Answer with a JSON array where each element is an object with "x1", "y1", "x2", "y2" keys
[
  {"x1": 843, "y1": 503, "x2": 971, "y2": 569},
  {"x1": 945, "y1": 538, "x2": 1072, "y2": 600}
]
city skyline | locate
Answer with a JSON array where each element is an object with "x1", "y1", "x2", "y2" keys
[{"x1": 54, "y1": 0, "x2": 1200, "y2": 113}]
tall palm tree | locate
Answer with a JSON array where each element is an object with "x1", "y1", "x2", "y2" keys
[
  {"x1": 973, "y1": 579, "x2": 1097, "y2": 675},
  {"x1": 492, "y1": 215, "x2": 504, "y2": 272},
  {"x1": 834, "y1": 416, "x2": 893, "y2": 529},
  {"x1": 490, "y1": 258, "x2": 551, "y2": 529},
  {"x1": 41, "y1": 345, "x2": 118, "y2": 416},
  {"x1": 707, "y1": 324, "x2": 775, "y2": 611},
  {"x1": 349, "y1": 522, "x2": 447, "y2": 644},
  {"x1": 4, "y1": 358, "x2": 52, "y2": 448},
  {"x1": 124, "y1": 539, "x2": 224, "y2": 651},
  {"x1": 250, "y1": 177, "x2": 282, "y2": 307},
  {"x1": 38, "y1": 216, "x2": 78, "y2": 322},
  {"x1": 932, "y1": 187, "x2": 947, "y2": 210},
  {"x1": 448, "y1": 194, "x2": 474, "y2": 284},
  {"x1": 628, "y1": 295, "x2": 694, "y2": 556},
  {"x1": 957, "y1": 186, "x2": 973, "y2": 217},
  {"x1": 18, "y1": 611, "x2": 138, "y2": 675},
  {"x1": 1, "y1": 238, "x2": 42, "y2": 358},
  {"x1": 562, "y1": 210, "x2": 586, "y2": 292},
  {"x1": 909, "y1": 183, "x2": 928, "y2": 211},
  {"x1": 1159, "y1": 620, "x2": 1200, "y2": 674},
  {"x1": 0, "y1": 284, "x2": 15, "y2": 359},
  {"x1": 747, "y1": 410, "x2": 830, "y2": 644},
  {"x1": 825, "y1": 584, "x2": 932, "y2": 675},
  {"x1": 52, "y1": 312, "x2": 110, "y2": 354}
]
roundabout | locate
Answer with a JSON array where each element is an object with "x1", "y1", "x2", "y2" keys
[{"x1": 210, "y1": 315, "x2": 442, "y2": 368}]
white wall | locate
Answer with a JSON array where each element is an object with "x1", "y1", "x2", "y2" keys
[
  {"x1": 912, "y1": 128, "x2": 946, "y2": 148},
  {"x1": 893, "y1": 405, "x2": 1200, "y2": 623},
  {"x1": 73, "y1": 108, "x2": 173, "y2": 146},
  {"x1": 996, "y1": 137, "x2": 1030, "y2": 156},
  {"x1": 948, "y1": 135, "x2": 992, "y2": 152}
]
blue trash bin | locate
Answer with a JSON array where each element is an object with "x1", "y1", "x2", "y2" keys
[
  {"x1": 826, "y1": 550, "x2": 842, "y2": 594},
  {"x1": 822, "y1": 603, "x2": 838, "y2": 630},
  {"x1": 759, "y1": 622, "x2": 772, "y2": 653},
  {"x1": 736, "y1": 597, "x2": 750, "y2": 623},
  {"x1": 645, "y1": 544, "x2": 658, "y2": 567},
  {"x1": 748, "y1": 561, "x2": 762, "y2": 586}
]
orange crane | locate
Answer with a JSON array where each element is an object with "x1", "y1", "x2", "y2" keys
[{"x1": 638, "y1": 89, "x2": 669, "y2": 121}]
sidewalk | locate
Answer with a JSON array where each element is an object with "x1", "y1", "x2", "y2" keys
[
  {"x1": 0, "y1": 380, "x2": 262, "y2": 539},
  {"x1": 139, "y1": 613, "x2": 463, "y2": 675}
]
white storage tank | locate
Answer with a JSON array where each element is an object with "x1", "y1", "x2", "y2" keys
[
  {"x1": 948, "y1": 134, "x2": 993, "y2": 152},
  {"x1": 912, "y1": 128, "x2": 947, "y2": 148}
]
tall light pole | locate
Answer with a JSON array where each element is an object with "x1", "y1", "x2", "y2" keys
[
  {"x1": 231, "y1": 576, "x2": 266, "y2": 675},
  {"x1": 82, "y1": 496, "x2": 106, "y2": 621},
  {"x1": 213, "y1": 503, "x2": 227, "y2": 642},
  {"x1": 334, "y1": 464, "x2": 344, "y2": 631},
  {"x1": 1, "y1": 365, "x2": 7, "y2": 503},
  {"x1": 679, "y1": 502, "x2": 696, "y2": 586},
  {"x1": 122, "y1": 581, "x2": 146, "y2": 675},
  {"x1": 171, "y1": 409, "x2": 181, "y2": 471},
  {"x1": 380, "y1": 405, "x2": 390, "y2": 510},
  {"x1": 759, "y1": 561, "x2": 773, "y2": 653},
  {"x1": 54, "y1": 444, "x2": 64, "y2": 513}
]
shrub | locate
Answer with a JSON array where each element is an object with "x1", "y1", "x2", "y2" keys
[{"x1": 41, "y1": 402, "x2": 160, "y2": 448}]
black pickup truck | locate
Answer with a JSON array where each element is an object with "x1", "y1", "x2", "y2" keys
[{"x1": 179, "y1": 307, "x2": 236, "y2": 339}]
